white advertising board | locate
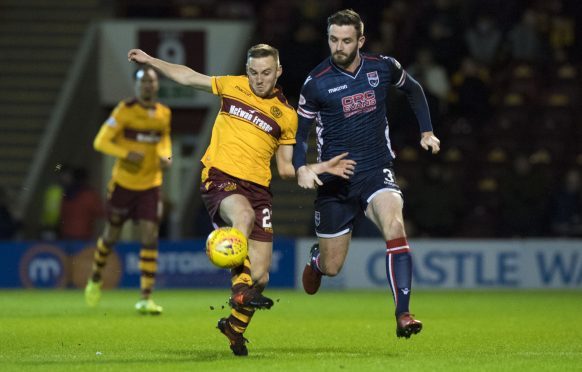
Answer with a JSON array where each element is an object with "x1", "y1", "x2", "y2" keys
[
  {"x1": 99, "y1": 20, "x2": 253, "y2": 107},
  {"x1": 296, "y1": 239, "x2": 582, "y2": 289}
]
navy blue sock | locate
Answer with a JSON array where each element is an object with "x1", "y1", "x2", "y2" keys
[{"x1": 386, "y1": 238, "x2": 412, "y2": 317}]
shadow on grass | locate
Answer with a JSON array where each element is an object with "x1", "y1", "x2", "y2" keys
[
  {"x1": 257, "y1": 346, "x2": 399, "y2": 358},
  {"x1": 16, "y1": 350, "x2": 223, "y2": 366},
  {"x1": 163, "y1": 346, "x2": 397, "y2": 360},
  {"x1": 15, "y1": 346, "x2": 398, "y2": 366}
]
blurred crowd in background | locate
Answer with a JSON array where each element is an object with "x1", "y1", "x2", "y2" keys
[
  {"x1": 1, "y1": 0, "x2": 581, "y2": 239},
  {"x1": 131, "y1": 0, "x2": 581, "y2": 238},
  {"x1": 221, "y1": 0, "x2": 579, "y2": 239}
]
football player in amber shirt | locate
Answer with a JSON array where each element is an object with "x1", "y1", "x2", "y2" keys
[
  {"x1": 128, "y1": 44, "x2": 355, "y2": 356},
  {"x1": 85, "y1": 66, "x2": 171, "y2": 315}
]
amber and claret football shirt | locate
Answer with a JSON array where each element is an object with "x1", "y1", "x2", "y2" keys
[
  {"x1": 202, "y1": 75, "x2": 298, "y2": 187},
  {"x1": 94, "y1": 98, "x2": 172, "y2": 191}
]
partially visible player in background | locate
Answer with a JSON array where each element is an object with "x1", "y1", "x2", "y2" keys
[
  {"x1": 59, "y1": 167, "x2": 104, "y2": 240},
  {"x1": 293, "y1": 9, "x2": 440, "y2": 339},
  {"x1": 128, "y1": 45, "x2": 354, "y2": 356},
  {"x1": 85, "y1": 66, "x2": 172, "y2": 315}
]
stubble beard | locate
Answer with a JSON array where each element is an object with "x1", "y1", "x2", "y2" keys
[{"x1": 332, "y1": 49, "x2": 357, "y2": 69}]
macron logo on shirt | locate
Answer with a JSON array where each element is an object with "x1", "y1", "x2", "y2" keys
[{"x1": 328, "y1": 84, "x2": 348, "y2": 94}]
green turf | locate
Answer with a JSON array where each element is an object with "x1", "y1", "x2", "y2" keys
[{"x1": 0, "y1": 289, "x2": 581, "y2": 371}]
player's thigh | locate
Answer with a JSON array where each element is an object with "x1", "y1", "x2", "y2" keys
[
  {"x1": 218, "y1": 194, "x2": 254, "y2": 226},
  {"x1": 365, "y1": 191, "x2": 405, "y2": 239},
  {"x1": 226, "y1": 179, "x2": 273, "y2": 243},
  {"x1": 318, "y1": 232, "x2": 352, "y2": 275},
  {"x1": 248, "y1": 239, "x2": 272, "y2": 283}
]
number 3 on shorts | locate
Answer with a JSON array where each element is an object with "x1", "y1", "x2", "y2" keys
[
  {"x1": 262, "y1": 208, "x2": 272, "y2": 228},
  {"x1": 383, "y1": 168, "x2": 395, "y2": 184}
]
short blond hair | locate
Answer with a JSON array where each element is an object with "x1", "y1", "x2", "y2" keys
[{"x1": 247, "y1": 44, "x2": 280, "y2": 65}]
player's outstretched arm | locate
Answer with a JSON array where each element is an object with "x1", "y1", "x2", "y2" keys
[
  {"x1": 420, "y1": 131, "x2": 441, "y2": 154},
  {"x1": 128, "y1": 49, "x2": 212, "y2": 92},
  {"x1": 279, "y1": 145, "x2": 356, "y2": 188}
]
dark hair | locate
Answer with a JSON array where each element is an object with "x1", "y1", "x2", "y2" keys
[
  {"x1": 327, "y1": 9, "x2": 364, "y2": 38},
  {"x1": 134, "y1": 66, "x2": 156, "y2": 80},
  {"x1": 247, "y1": 44, "x2": 280, "y2": 65}
]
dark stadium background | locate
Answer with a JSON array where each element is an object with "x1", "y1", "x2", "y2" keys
[
  {"x1": 1, "y1": 4, "x2": 581, "y2": 369},
  {"x1": 1, "y1": 0, "x2": 581, "y2": 241}
]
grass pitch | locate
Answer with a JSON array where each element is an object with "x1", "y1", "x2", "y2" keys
[{"x1": 0, "y1": 289, "x2": 581, "y2": 371}]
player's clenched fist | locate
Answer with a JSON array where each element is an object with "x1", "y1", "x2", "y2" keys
[{"x1": 128, "y1": 49, "x2": 151, "y2": 64}]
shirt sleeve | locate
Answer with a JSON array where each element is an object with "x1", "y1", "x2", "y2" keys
[
  {"x1": 292, "y1": 76, "x2": 320, "y2": 169},
  {"x1": 381, "y1": 55, "x2": 407, "y2": 87},
  {"x1": 296, "y1": 75, "x2": 320, "y2": 121},
  {"x1": 157, "y1": 108, "x2": 172, "y2": 159},
  {"x1": 211, "y1": 76, "x2": 224, "y2": 96},
  {"x1": 382, "y1": 55, "x2": 433, "y2": 133},
  {"x1": 93, "y1": 102, "x2": 130, "y2": 159},
  {"x1": 279, "y1": 110, "x2": 297, "y2": 146}
]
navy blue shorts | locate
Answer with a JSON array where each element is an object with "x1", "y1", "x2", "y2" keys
[{"x1": 314, "y1": 164, "x2": 402, "y2": 238}]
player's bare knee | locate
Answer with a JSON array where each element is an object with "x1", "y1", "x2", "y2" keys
[
  {"x1": 238, "y1": 208, "x2": 255, "y2": 233},
  {"x1": 102, "y1": 231, "x2": 118, "y2": 245},
  {"x1": 387, "y1": 218, "x2": 406, "y2": 239},
  {"x1": 140, "y1": 232, "x2": 158, "y2": 247},
  {"x1": 103, "y1": 222, "x2": 121, "y2": 243},
  {"x1": 108, "y1": 214, "x2": 124, "y2": 227}
]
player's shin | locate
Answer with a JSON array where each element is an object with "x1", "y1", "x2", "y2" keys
[
  {"x1": 91, "y1": 238, "x2": 113, "y2": 282},
  {"x1": 231, "y1": 256, "x2": 253, "y2": 292},
  {"x1": 228, "y1": 257, "x2": 255, "y2": 334},
  {"x1": 138, "y1": 244, "x2": 159, "y2": 299},
  {"x1": 385, "y1": 238, "x2": 412, "y2": 317}
]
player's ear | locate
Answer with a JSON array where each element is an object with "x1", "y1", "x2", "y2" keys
[
  {"x1": 358, "y1": 35, "x2": 366, "y2": 50},
  {"x1": 276, "y1": 65, "x2": 283, "y2": 78}
]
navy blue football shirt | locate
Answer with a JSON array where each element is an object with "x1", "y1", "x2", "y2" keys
[{"x1": 292, "y1": 52, "x2": 433, "y2": 178}]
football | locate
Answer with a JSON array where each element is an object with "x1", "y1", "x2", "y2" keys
[{"x1": 205, "y1": 227, "x2": 248, "y2": 269}]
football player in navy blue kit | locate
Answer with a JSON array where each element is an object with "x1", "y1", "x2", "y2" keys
[{"x1": 293, "y1": 9, "x2": 440, "y2": 339}]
